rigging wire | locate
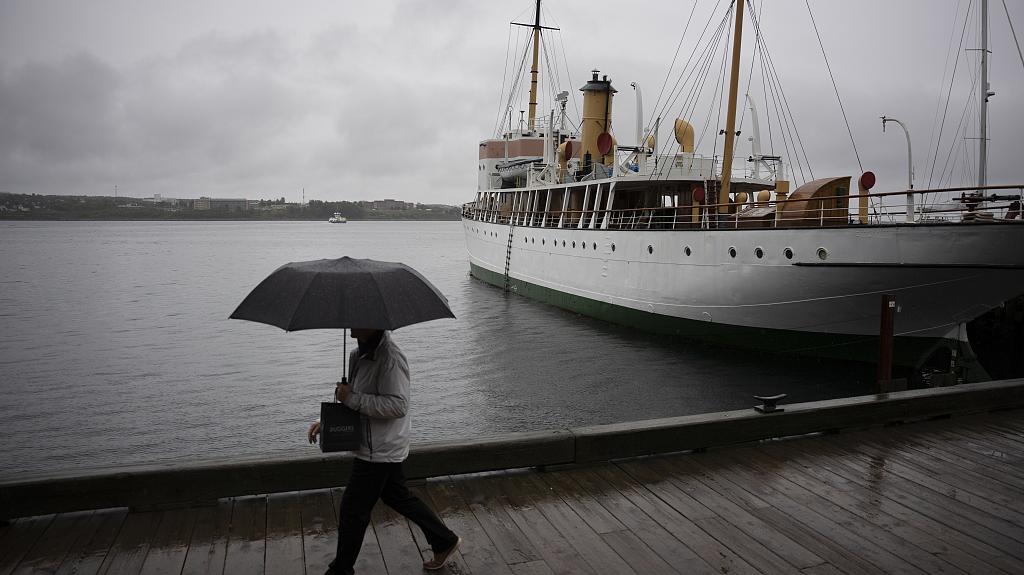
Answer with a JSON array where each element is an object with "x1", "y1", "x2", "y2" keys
[
  {"x1": 492, "y1": 23, "x2": 516, "y2": 138},
  {"x1": 736, "y1": 0, "x2": 765, "y2": 133},
  {"x1": 649, "y1": 0, "x2": 702, "y2": 128},
  {"x1": 1004, "y1": 0, "x2": 1024, "y2": 71},
  {"x1": 923, "y1": 0, "x2": 967, "y2": 195},
  {"x1": 804, "y1": 0, "x2": 862, "y2": 173},
  {"x1": 705, "y1": 8, "x2": 735, "y2": 159},
  {"x1": 748, "y1": 5, "x2": 811, "y2": 183},
  {"x1": 649, "y1": 5, "x2": 733, "y2": 180},
  {"x1": 927, "y1": 0, "x2": 972, "y2": 188},
  {"x1": 649, "y1": 0, "x2": 729, "y2": 145}
]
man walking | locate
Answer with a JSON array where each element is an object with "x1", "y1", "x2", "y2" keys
[{"x1": 309, "y1": 328, "x2": 461, "y2": 574}]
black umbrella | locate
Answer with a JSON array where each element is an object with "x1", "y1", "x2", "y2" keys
[
  {"x1": 230, "y1": 256, "x2": 455, "y2": 383},
  {"x1": 229, "y1": 257, "x2": 455, "y2": 331}
]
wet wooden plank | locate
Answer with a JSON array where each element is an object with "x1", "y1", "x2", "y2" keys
[
  {"x1": 139, "y1": 508, "x2": 199, "y2": 575},
  {"x1": 407, "y1": 484, "x2": 470, "y2": 575},
  {"x1": 55, "y1": 508, "x2": 127, "y2": 575},
  {"x1": 0, "y1": 515, "x2": 54, "y2": 575},
  {"x1": 660, "y1": 455, "x2": 824, "y2": 570},
  {"x1": 496, "y1": 472, "x2": 594, "y2": 575},
  {"x1": 371, "y1": 497, "x2": 424, "y2": 574},
  {"x1": 709, "y1": 449, "x2": 928, "y2": 575},
  {"x1": 816, "y1": 435, "x2": 1024, "y2": 554},
  {"x1": 264, "y1": 493, "x2": 305, "y2": 575},
  {"x1": 764, "y1": 441, "x2": 1010, "y2": 575},
  {"x1": 330, "y1": 487, "x2": 388, "y2": 575},
  {"x1": 593, "y1": 463, "x2": 760, "y2": 575},
  {"x1": 510, "y1": 559, "x2": 556, "y2": 575},
  {"x1": 563, "y1": 466, "x2": 716, "y2": 575},
  {"x1": 180, "y1": 499, "x2": 232, "y2": 575},
  {"x1": 454, "y1": 472, "x2": 540, "y2": 565},
  {"x1": 848, "y1": 437, "x2": 1024, "y2": 528},
  {"x1": 538, "y1": 471, "x2": 625, "y2": 535},
  {"x1": 97, "y1": 511, "x2": 162, "y2": 575},
  {"x1": 599, "y1": 529, "x2": 675, "y2": 575},
  {"x1": 424, "y1": 477, "x2": 509, "y2": 574},
  {"x1": 615, "y1": 460, "x2": 716, "y2": 521},
  {"x1": 298, "y1": 489, "x2": 336, "y2": 575},
  {"x1": 625, "y1": 457, "x2": 805, "y2": 574},
  {"x1": 222, "y1": 496, "x2": 267, "y2": 575},
  {"x1": 919, "y1": 429, "x2": 1024, "y2": 481},
  {"x1": 792, "y1": 437, "x2": 1024, "y2": 573},
  {"x1": 730, "y1": 445, "x2": 966, "y2": 575},
  {"x1": 11, "y1": 511, "x2": 93, "y2": 575},
  {"x1": 858, "y1": 431, "x2": 1024, "y2": 511}
]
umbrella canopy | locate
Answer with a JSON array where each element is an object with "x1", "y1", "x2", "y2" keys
[{"x1": 229, "y1": 257, "x2": 455, "y2": 331}]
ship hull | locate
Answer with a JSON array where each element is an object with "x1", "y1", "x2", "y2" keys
[{"x1": 464, "y1": 218, "x2": 1024, "y2": 368}]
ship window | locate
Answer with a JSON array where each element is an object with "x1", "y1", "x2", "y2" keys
[
  {"x1": 611, "y1": 243, "x2": 616, "y2": 252},
  {"x1": 755, "y1": 247, "x2": 764, "y2": 259},
  {"x1": 592, "y1": 242, "x2": 597, "y2": 250},
  {"x1": 524, "y1": 237, "x2": 527, "y2": 244},
  {"x1": 784, "y1": 247, "x2": 794, "y2": 259},
  {"x1": 572, "y1": 241, "x2": 576, "y2": 248},
  {"x1": 817, "y1": 247, "x2": 828, "y2": 260},
  {"x1": 728, "y1": 247, "x2": 737, "y2": 258},
  {"x1": 542, "y1": 238, "x2": 545, "y2": 245},
  {"x1": 562, "y1": 240, "x2": 566, "y2": 247},
  {"x1": 684, "y1": 246, "x2": 692, "y2": 256},
  {"x1": 582, "y1": 242, "x2": 586, "y2": 249},
  {"x1": 648, "y1": 245, "x2": 654, "y2": 254},
  {"x1": 531, "y1": 238, "x2": 535, "y2": 244}
]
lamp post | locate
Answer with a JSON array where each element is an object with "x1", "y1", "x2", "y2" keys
[{"x1": 881, "y1": 116, "x2": 914, "y2": 222}]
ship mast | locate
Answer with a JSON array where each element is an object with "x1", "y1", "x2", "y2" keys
[
  {"x1": 528, "y1": 0, "x2": 541, "y2": 132},
  {"x1": 512, "y1": 0, "x2": 558, "y2": 134},
  {"x1": 979, "y1": 0, "x2": 991, "y2": 189},
  {"x1": 719, "y1": 0, "x2": 745, "y2": 214}
]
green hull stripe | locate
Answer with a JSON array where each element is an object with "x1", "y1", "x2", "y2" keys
[{"x1": 470, "y1": 262, "x2": 952, "y2": 367}]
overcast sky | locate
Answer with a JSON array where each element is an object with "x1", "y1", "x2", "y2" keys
[{"x1": 1, "y1": 0, "x2": 1021, "y2": 204}]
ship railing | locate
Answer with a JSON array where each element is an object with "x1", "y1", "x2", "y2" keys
[{"x1": 462, "y1": 185, "x2": 1024, "y2": 229}]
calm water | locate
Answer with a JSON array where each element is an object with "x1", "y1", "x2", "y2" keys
[{"x1": 0, "y1": 220, "x2": 873, "y2": 480}]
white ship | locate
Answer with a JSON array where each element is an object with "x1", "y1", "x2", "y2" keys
[
  {"x1": 462, "y1": 1, "x2": 1024, "y2": 373},
  {"x1": 329, "y1": 212, "x2": 347, "y2": 223}
]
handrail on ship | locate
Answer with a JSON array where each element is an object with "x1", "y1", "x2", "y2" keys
[{"x1": 462, "y1": 184, "x2": 1024, "y2": 230}]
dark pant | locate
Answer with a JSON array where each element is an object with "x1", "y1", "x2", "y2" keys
[{"x1": 332, "y1": 458, "x2": 457, "y2": 574}]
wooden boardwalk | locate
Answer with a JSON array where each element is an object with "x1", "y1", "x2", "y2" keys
[{"x1": 2, "y1": 410, "x2": 1023, "y2": 575}]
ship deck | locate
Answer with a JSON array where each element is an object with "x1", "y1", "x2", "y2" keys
[{"x1": 3, "y1": 410, "x2": 1023, "y2": 574}]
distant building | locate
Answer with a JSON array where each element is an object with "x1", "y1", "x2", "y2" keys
[
  {"x1": 195, "y1": 197, "x2": 249, "y2": 211},
  {"x1": 371, "y1": 199, "x2": 412, "y2": 210}
]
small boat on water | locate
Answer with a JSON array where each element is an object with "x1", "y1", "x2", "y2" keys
[
  {"x1": 328, "y1": 212, "x2": 347, "y2": 224},
  {"x1": 462, "y1": 0, "x2": 1024, "y2": 376}
]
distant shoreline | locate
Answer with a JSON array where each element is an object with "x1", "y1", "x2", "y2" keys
[{"x1": 0, "y1": 217, "x2": 461, "y2": 222}]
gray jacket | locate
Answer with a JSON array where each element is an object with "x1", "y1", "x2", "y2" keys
[{"x1": 342, "y1": 331, "x2": 411, "y2": 463}]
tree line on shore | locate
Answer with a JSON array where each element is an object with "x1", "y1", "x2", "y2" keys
[{"x1": 0, "y1": 194, "x2": 461, "y2": 221}]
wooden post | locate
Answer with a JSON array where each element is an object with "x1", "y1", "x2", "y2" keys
[{"x1": 877, "y1": 294, "x2": 895, "y2": 392}]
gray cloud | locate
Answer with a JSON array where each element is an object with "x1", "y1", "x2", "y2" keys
[{"x1": 0, "y1": 0, "x2": 1020, "y2": 203}]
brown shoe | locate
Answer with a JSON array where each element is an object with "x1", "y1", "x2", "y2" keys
[{"x1": 423, "y1": 536, "x2": 461, "y2": 570}]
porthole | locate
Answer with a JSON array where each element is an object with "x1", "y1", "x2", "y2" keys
[
  {"x1": 611, "y1": 243, "x2": 616, "y2": 252},
  {"x1": 531, "y1": 237, "x2": 535, "y2": 244},
  {"x1": 684, "y1": 246, "x2": 692, "y2": 256},
  {"x1": 542, "y1": 238, "x2": 545, "y2": 245},
  {"x1": 817, "y1": 247, "x2": 828, "y2": 260},
  {"x1": 784, "y1": 247, "x2": 794, "y2": 260},
  {"x1": 728, "y1": 246, "x2": 737, "y2": 258},
  {"x1": 572, "y1": 241, "x2": 576, "y2": 248},
  {"x1": 755, "y1": 247, "x2": 764, "y2": 259},
  {"x1": 592, "y1": 242, "x2": 597, "y2": 250},
  {"x1": 582, "y1": 242, "x2": 586, "y2": 250},
  {"x1": 648, "y1": 245, "x2": 654, "y2": 254},
  {"x1": 562, "y1": 240, "x2": 566, "y2": 247},
  {"x1": 524, "y1": 237, "x2": 528, "y2": 244}
]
